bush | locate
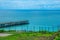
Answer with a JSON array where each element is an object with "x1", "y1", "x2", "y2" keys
[{"x1": 0, "y1": 30, "x2": 5, "y2": 33}]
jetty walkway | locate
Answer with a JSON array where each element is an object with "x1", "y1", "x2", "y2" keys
[{"x1": 0, "y1": 20, "x2": 29, "y2": 28}]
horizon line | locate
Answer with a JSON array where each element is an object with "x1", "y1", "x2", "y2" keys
[{"x1": 0, "y1": 9, "x2": 60, "y2": 11}]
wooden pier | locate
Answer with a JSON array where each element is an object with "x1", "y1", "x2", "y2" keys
[{"x1": 0, "y1": 20, "x2": 29, "y2": 28}]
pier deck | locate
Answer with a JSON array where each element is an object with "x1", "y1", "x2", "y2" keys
[{"x1": 0, "y1": 20, "x2": 29, "y2": 28}]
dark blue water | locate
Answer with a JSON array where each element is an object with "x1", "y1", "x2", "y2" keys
[{"x1": 0, "y1": 10, "x2": 60, "y2": 32}]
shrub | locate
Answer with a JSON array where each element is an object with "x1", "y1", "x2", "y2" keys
[{"x1": 0, "y1": 30, "x2": 5, "y2": 33}]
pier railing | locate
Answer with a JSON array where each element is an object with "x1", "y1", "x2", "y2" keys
[{"x1": 0, "y1": 25, "x2": 60, "y2": 32}]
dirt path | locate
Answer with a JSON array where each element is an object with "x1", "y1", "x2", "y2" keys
[{"x1": 0, "y1": 33, "x2": 12, "y2": 37}]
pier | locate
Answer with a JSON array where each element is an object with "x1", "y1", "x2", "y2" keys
[{"x1": 0, "y1": 20, "x2": 29, "y2": 28}]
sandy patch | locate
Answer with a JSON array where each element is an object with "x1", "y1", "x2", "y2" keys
[{"x1": 0, "y1": 33, "x2": 12, "y2": 37}]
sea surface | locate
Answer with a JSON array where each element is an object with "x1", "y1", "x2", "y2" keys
[{"x1": 0, "y1": 10, "x2": 60, "y2": 32}]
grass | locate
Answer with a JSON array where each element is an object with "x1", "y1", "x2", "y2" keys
[
  {"x1": 54, "y1": 32, "x2": 60, "y2": 40},
  {"x1": 0, "y1": 30, "x2": 60, "y2": 40}
]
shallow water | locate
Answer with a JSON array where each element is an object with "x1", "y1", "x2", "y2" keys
[{"x1": 0, "y1": 10, "x2": 60, "y2": 32}]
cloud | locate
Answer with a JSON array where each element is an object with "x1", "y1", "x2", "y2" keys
[{"x1": 0, "y1": 0, "x2": 60, "y2": 9}]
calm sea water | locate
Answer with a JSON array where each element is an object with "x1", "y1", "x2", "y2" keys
[{"x1": 0, "y1": 10, "x2": 60, "y2": 32}]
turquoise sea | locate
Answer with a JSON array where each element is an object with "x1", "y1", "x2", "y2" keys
[{"x1": 0, "y1": 10, "x2": 60, "y2": 32}]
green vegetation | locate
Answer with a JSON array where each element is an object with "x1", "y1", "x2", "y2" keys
[
  {"x1": 0, "y1": 30, "x2": 60, "y2": 40},
  {"x1": 54, "y1": 32, "x2": 60, "y2": 40},
  {"x1": 0, "y1": 30, "x2": 6, "y2": 33}
]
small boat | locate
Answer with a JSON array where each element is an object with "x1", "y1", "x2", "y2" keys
[{"x1": 0, "y1": 20, "x2": 29, "y2": 28}]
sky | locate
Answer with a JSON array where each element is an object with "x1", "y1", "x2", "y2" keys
[{"x1": 0, "y1": 0, "x2": 60, "y2": 10}]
